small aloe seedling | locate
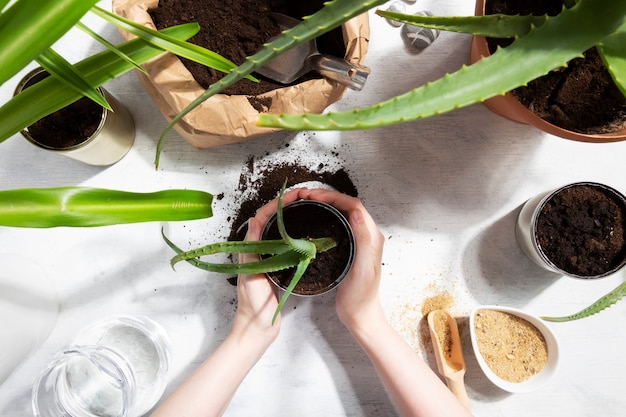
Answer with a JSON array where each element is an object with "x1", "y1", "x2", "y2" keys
[
  {"x1": 162, "y1": 181, "x2": 337, "y2": 324},
  {"x1": 542, "y1": 281, "x2": 626, "y2": 322}
]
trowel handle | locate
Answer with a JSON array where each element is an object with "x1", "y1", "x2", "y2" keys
[{"x1": 307, "y1": 54, "x2": 370, "y2": 91}]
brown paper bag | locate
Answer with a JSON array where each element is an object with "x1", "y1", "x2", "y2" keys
[{"x1": 111, "y1": 0, "x2": 370, "y2": 148}]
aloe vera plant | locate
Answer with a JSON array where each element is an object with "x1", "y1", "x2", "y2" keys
[
  {"x1": 246, "y1": 0, "x2": 626, "y2": 131},
  {"x1": 162, "y1": 181, "x2": 338, "y2": 324},
  {"x1": 542, "y1": 281, "x2": 626, "y2": 322},
  {"x1": 0, "y1": 187, "x2": 213, "y2": 227},
  {"x1": 149, "y1": 0, "x2": 626, "y2": 166}
]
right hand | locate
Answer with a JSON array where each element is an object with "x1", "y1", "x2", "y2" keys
[{"x1": 295, "y1": 189, "x2": 385, "y2": 331}]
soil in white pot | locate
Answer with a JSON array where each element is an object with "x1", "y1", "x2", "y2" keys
[{"x1": 535, "y1": 184, "x2": 626, "y2": 277}]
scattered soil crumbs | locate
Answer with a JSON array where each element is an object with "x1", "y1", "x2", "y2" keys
[
  {"x1": 222, "y1": 152, "x2": 358, "y2": 285},
  {"x1": 228, "y1": 155, "x2": 358, "y2": 242},
  {"x1": 474, "y1": 309, "x2": 548, "y2": 383}
]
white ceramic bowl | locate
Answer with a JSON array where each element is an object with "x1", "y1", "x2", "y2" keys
[{"x1": 469, "y1": 305, "x2": 559, "y2": 393}]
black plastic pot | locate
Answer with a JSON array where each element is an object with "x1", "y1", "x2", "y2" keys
[{"x1": 261, "y1": 200, "x2": 355, "y2": 296}]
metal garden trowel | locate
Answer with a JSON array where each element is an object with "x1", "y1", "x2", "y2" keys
[{"x1": 256, "y1": 13, "x2": 370, "y2": 91}]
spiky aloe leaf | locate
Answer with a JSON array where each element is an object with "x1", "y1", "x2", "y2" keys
[
  {"x1": 259, "y1": 0, "x2": 626, "y2": 131},
  {"x1": 542, "y1": 281, "x2": 626, "y2": 322},
  {"x1": 382, "y1": 9, "x2": 626, "y2": 100},
  {"x1": 168, "y1": 237, "x2": 335, "y2": 268},
  {"x1": 277, "y1": 180, "x2": 316, "y2": 258},
  {"x1": 154, "y1": 0, "x2": 388, "y2": 168},
  {"x1": 375, "y1": 11, "x2": 548, "y2": 38},
  {"x1": 273, "y1": 257, "x2": 310, "y2": 325}
]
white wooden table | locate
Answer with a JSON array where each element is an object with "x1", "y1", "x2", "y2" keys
[{"x1": 1, "y1": 1, "x2": 625, "y2": 416}]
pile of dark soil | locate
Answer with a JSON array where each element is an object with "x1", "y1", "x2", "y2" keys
[
  {"x1": 149, "y1": 0, "x2": 345, "y2": 96},
  {"x1": 536, "y1": 184, "x2": 626, "y2": 277},
  {"x1": 224, "y1": 155, "x2": 358, "y2": 286},
  {"x1": 228, "y1": 156, "x2": 358, "y2": 241},
  {"x1": 485, "y1": 0, "x2": 626, "y2": 134}
]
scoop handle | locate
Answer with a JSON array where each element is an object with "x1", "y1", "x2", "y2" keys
[
  {"x1": 445, "y1": 377, "x2": 472, "y2": 412},
  {"x1": 307, "y1": 54, "x2": 370, "y2": 91}
]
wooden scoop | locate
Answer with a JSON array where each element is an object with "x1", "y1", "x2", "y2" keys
[{"x1": 427, "y1": 310, "x2": 472, "y2": 411}]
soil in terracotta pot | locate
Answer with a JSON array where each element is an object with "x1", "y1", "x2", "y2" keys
[
  {"x1": 225, "y1": 156, "x2": 359, "y2": 288},
  {"x1": 262, "y1": 202, "x2": 354, "y2": 295},
  {"x1": 485, "y1": 0, "x2": 626, "y2": 134},
  {"x1": 149, "y1": 0, "x2": 345, "y2": 97},
  {"x1": 535, "y1": 185, "x2": 626, "y2": 277},
  {"x1": 22, "y1": 74, "x2": 101, "y2": 149}
]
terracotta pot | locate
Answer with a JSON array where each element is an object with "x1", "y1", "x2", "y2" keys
[
  {"x1": 470, "y1": 0, "x2": 626, "y2": 143},
  {"x1": 112, "y1": 0, "x2": 370, "y2": 149},
  {"x1": 14, "y1": 68, "x2": 135, "y2": 166},
  {"x1": 261, "y1": 200, "x2": 356, "y2": 296},
  {"x1": 516, "y1": 182, "x2": 626, "y2": 279}
]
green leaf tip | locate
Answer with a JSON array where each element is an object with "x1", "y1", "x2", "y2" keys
[{"x1": 542, "y1": 280, "x2": 626, "y2": 322}]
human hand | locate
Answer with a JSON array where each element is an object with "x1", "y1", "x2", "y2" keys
[
  {"x1": 295, "y1": 188, "x2": 385, "y2": 332},
  {"x1": 231, "y1": 189, "x2": 304, "y2": 345}
]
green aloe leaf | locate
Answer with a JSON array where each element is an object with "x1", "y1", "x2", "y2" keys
[
  {"x1": 0, "y1": 23, "x2": 199, "y2": 144},
  {"x1": 0, "y1": 0, "x2": 12, "y2": 12},
  {"x1": 162, "y1": 226, "x2": 304, "y2": 275},
  {"x1": 36, "y1": 48, "x2": 112, "y2": 110},
  {"x1": 273, "y1": 257, "x2": 310, "y2": 325},
  {"x1": 258, "y1": 0, "x2": 626, "y2": 131},
  {"x1": 0, "y1": 0, "x2": 99, "y2": 86},
  {"x1": 597, "y1": 22, "x2": 626, "y2": 97},
  {"x1": 542, "y1": 281, "x2": 626, "y2": 322},
  {"x1": 0, "y1": 187, "x2": 213, "y2": 228},
  {"x1": 276, "y1": 180, "x2": 317, "y2": 258},
  {"x1": 375, "y1": 11, "x2": 548, "y2": 38}
]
